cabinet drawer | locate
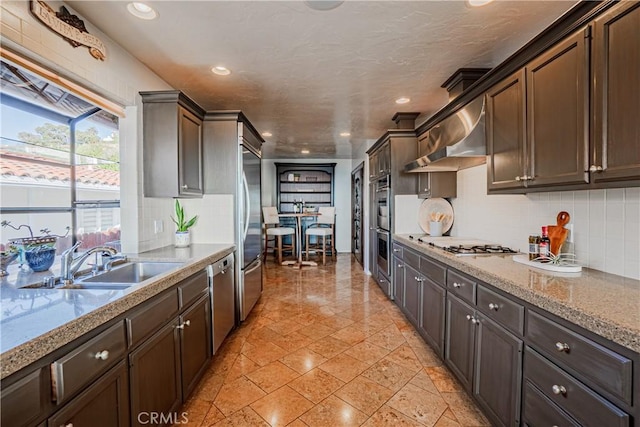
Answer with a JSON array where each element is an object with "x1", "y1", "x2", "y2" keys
[
  {"x1": 51, "y1": 321, "x2": 126, "y2": 403},
  {"x1": 523, "y1": 381, "x2": 579, "y2": 427},
  {"x1": 419, "y1": 256, "x2": 446, "y2": 286},
  {"x1": 447, "y1": 270, "x2": 476, "y2": 304},
  {"x1": 524, "y1": 347, "x2": 629, "y2": 427},
  {"x1": 1, "y1": 368, "x2": 48, "y2": 427},
  {"x1": 127, "y1": 290, "x2": 180, "y2": 348},
  {"x1": 526, "y1": 310, "x2": 632, "y2": 405},
  {"x1": 477, "y1": 285, "x2": 524, "y2": 335},
  {"x1": 391, "y1": 243, "x2": 403, "y2": 258},
  {"x1": 179, "y1": 270, "x2": 208, "y2": 309},
  {"x1": 403, "y1": 249, "x2": 420, "y2": 270}
]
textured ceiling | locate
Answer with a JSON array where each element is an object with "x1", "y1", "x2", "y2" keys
[{"x1": 67, "y1": 1, "x2": 578, "y2": 159}]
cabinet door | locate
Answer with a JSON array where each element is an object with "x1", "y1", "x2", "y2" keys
[
  {"x1": 178, "y1": 106, "x2": 203, "y2": 196},
  {"x1": 180, "y1": 295, "x2": 212, "y2": 400},
  {"x1": 486, "y1": 70, "x2": 527, "y2": 191},
  {"x1": 418, "y1": 130, "x2": 430, "y2": 158},
  {"x1": 526, "y1": 30, "x2": 589, "y2": 187},
  {"x1": 48, "y1": 362, "x2": 129, "y2": 427},
  {"x1": 403, "y1": 264, "x2": 421, "y2": 327},
  {"x1": 130, "y1": 320, "x2": 182, "y2": 427},
  {"x1": 473, "y1": 315, "x2": 523, "y2": 427},
  {"x1": 592, "y1": 1, "x2": 640, "y2": 182},
  {"x1": 445, "y1": 294, "x2": 475, "y2": 392},
  {"x1": 369, "y1": 152, "x2": 379, "y2": 181},
  {"x1": 380, "y1": 142, "x2": 391, "y2": 175},
  {"x1": 1, "y1": 368, "x2": 48, "y2": 427},
  {"x1": 392, "y1": 256, "x2": 405, "y2": 303},
  {"x1": 419, "y1": 277, "x2": 446, "y2": 358}
]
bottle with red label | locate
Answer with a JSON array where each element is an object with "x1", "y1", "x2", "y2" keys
[{"x1": 539, "y1": 226, "x2": 551, "y2": 260}]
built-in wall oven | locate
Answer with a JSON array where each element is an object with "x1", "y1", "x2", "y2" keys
[
  {"x1": 374, "y1": 175, "x2": 391, "y2": 277},
  {"x1": 375, "y1": 175, "x2": 390, "y2": 232},
  {"x1": 376, "y1": 228, "x2": 390, "y2": 277}
]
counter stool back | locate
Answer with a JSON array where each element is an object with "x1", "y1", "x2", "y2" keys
[
  {"x1": 305, "y1": 206, "x2": 335, "y2": 265},
  {"x1": 263, "y1": 207, "x2": 295, "y2": 264}
]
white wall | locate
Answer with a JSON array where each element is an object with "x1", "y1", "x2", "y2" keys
[
  {"x1": 0, "y1": 1, "x2": 201, "y2": 253},
  {"x1": 448, "y1": 164, "x2": 640, "y2": 280},
  {"x1": 262, "y1": 159, "x2": 352, "y2": 253}
]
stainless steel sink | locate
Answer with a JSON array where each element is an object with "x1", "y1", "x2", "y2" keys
[{"x1": 79, "y1": 262, "x2": 184, "y2": 284}]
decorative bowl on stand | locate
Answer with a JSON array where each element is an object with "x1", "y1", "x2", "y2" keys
[{"x1": 24, "y1": 246, "x2": 57, "y2": 272}]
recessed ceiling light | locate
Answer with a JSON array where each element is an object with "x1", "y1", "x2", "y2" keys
[
  {"x1": 467, "y1": 0, "x2": 494, "y2": 6},
  {"x1": 127, "y1": 2, "x2": 157, "y2": 20},
  {"x1": 301, "y1": 149, "x2": 310, "y2": 154},
  {"x1": 211, "y1": 66, "x2": 231, "y2": 76},
  {"x1": 304, "y1": 1, "x2": 344, "y2": 11},
  {"x1": 395, "y1": 97, "x2": 411, "y2": 104},
  {"x1": 339, "y1": 132, "x2": 351, "y2": 137},
  {"x1": 261, "y1": 132, "x2": 272, "y2": 137}
]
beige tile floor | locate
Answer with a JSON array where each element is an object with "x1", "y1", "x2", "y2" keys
[{"x1": 179, "y1": 254, "x2": 490, "y2": 427}]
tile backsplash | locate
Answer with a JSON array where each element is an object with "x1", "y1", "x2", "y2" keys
[{"x1": 450, "y1": 164, "x2": 639, "y2": 280}]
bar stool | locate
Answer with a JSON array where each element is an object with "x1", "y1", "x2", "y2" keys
[
  {"x1": 263, "y1": 207, "x2": 295, "y2": 264},
  {"x1": 305, "y1": 206, "x2": 335, "y2": 265}
]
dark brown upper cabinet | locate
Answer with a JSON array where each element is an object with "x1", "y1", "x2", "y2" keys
[
  {"x1": 141, "y1": 91, "x2": 204, "y2": 198},
  {"x1": 487, "y1": 1, "x2": 640, "y2": 193},
  {"x1": 486, "y1": 70, "x2": 527, "y2": 191},
  {"x1": 592, "y1": 1, "x2": 640, "y2": 183},
  {"x1": 526, "y1": 30, "x2": 589, "y2": 188}
]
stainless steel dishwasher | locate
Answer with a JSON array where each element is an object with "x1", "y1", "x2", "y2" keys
[{"x1": 208, "y1": 253, "x2": 235, "y2": 354}]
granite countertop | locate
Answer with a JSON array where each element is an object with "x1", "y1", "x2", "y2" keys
[
  {"x1": 0, "y1": 243, "x2": 235, "y2": 379},
  {"x1": 394, "y1": 234, "x2": 640, "y2": 353}
]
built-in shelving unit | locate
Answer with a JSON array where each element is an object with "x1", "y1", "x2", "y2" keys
[{"x1": 275, "y1": 163, "x2": 336, "y2": 214}]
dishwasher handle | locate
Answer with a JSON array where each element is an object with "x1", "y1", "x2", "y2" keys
[{"x1": 208, "y1": 253, "x2": 235, "y2": 278}]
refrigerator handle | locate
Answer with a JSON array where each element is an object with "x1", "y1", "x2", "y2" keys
[
  {"x1": 242, "y1": 171, "x2": 250, "y2": 240},
  {"x1": 245, "y1": 258, "x2": 262, "y2": 274}
]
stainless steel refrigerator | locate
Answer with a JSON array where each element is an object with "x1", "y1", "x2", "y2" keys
[
  {"x1": 239, "y1": 143, "x2": 262, "y2": 320},
  {"x1": 203, "y1": 112, "x2": 264, "y2": 322}
]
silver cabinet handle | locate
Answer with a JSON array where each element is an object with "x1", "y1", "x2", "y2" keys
[
  {"x1": 466, "y1": 314, "x2": 472, "y2": 320},
  {"x1": 488, "y1": 303, "x2": 499, "y2": 311},
  {"x1": 515, "y1": 176, "x2": 521, "y2": 181},
  {"x1": 393, "y1": 248, "x2": 401, "y2": 253},
  {"x1": 176, "y1": 320, "x2": 191, "y2": 329},
  {"x1": 555, "y1": 342, "x2": 570, "y2": 352},
  {"x1": 466, "y1": 314, "x2": 479, "y2": 324},
  {"x1": 453, "y1": 282, "x2": 462, "y2": 288},
  {"x1": 94, "y1": 350, "x2": 109, "y2": 360},
  {"x1": 181, "y1": 184, "x2": 188, "y2": 189},
  {"x1": 552, "y1": 384, "x2": 567, "y2": 395},
  {"x1": 589, "y1": 165, "x2": 604, "y2": 173},
  {"x1": 397, "y1": 264, "x2": 404, "y2": 268}
]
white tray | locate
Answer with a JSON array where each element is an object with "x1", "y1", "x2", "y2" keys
[{"x1": 512, "y1": 254, "x2": 582, "y2": 273}]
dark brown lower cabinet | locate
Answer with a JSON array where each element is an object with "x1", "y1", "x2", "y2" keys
[
  {"x1": 444, "y1": 294, "x2": 475, "y2": 392},
  {"x1": 130, "y1": 320, "x2": 182, "y2": 427},
  {"x1": 473, "y1": 315, "x2": 523, "y2": 427},
  {"x1": 48, "y1": 361, "x2": 129, "y2": 427},
  {"x1": 418, "y1": 277, "x2": 446, "y2": 358},
  {"x1": 1, "y1": 368, "x2": 49, "y2": 427},
  {"x1": 392, "y1": 256, "x2": 404, "y2": 302},
  {"x1": 403, "y1": 264, "x2": 421, "y2": 326},
  {"x1": 180, "y1": 295, "x2": 212, "y2": 398}
]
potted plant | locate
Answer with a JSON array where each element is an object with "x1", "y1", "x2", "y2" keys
[
  {"x1": 1, "y1": 221, "x2": 70, "y2": 271},
  {"x1": 172, "y1": 199, "x2": 198, "y2": 247}
]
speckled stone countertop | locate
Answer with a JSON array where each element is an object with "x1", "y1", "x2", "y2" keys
[
  {"x1": 0, "y1": 244, "x2": 234, "y2": 379},
  {"x1": 394, "y1": 234, "x2": 640, "y2": 353}
]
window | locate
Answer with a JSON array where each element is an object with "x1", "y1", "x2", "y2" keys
[{"x1": 1, "y1": 59, "x2": 121, "y2": 254}]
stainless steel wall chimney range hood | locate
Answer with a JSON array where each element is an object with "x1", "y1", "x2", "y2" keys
[{"x1": 404, "y1": 96, "x2": 486, "y2": 173}]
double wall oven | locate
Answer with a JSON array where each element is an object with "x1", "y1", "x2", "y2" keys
[{"x1": 375, "y1": 176, "x2": 391, "y2": 278}]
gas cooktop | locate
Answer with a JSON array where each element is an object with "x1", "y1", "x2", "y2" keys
[{"x1": 407, "y1": 235, "x2": 519, "y2": 257}]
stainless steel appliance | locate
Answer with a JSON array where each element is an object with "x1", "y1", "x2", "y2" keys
[
  {"x1": 208, "y1": 253, "x2": 235, "y2": 354},
  {"x1": 407, "y1": 235, "x2": 518, "y2": 257},
  {"x1": 376, "y1": 228, "x2": 390, "y2": 276},
  {"x1": 375, "y1": 176, "x2": 390, "y2": 231},
  {"x1": 239, "y1": 144, "x2": 262, "y2": 321}
]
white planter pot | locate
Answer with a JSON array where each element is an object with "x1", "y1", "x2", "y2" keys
[{"x1": 175, "y1": 231, "x2": 191, "y2": 248}]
